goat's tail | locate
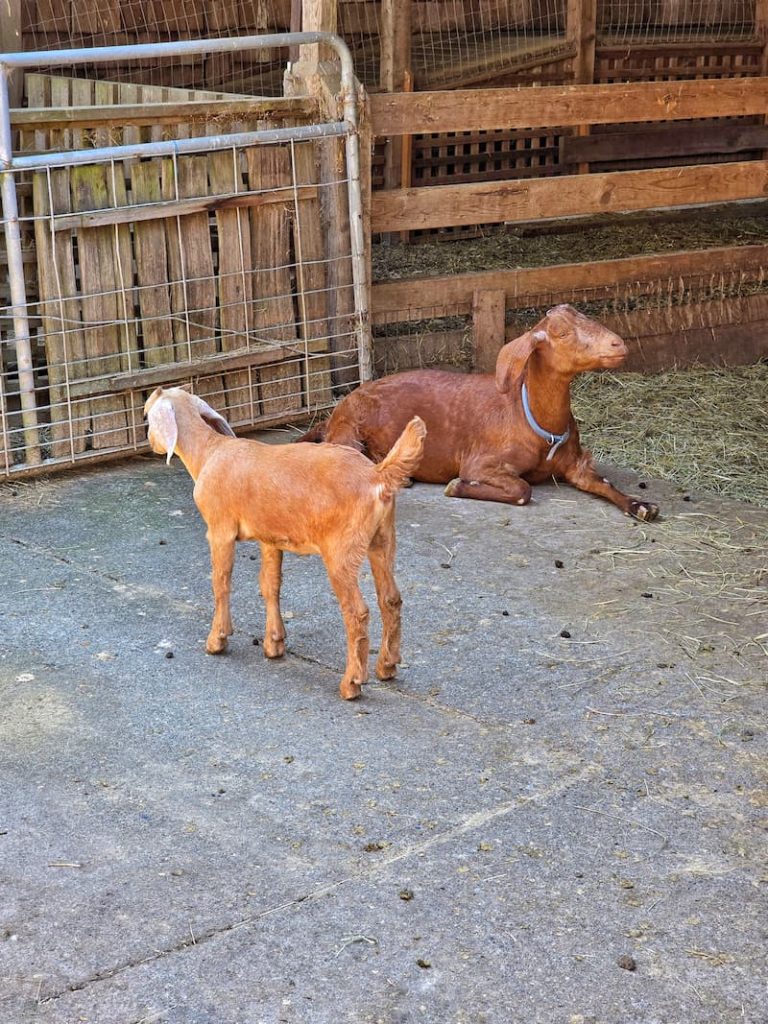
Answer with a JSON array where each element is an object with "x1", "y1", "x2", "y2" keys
[
  {"x1": 295, "y1": 420, "x2": 327, "y2": 443},
  {"x1": 374, "y1": 417, "x2": 427, "y2": 500}
]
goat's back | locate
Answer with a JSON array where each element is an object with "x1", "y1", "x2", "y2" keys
[
  {"x1": 325, "y1": 370, "x2": 507, "y2": 482},
  {"x1": 193, "y1": 438, "x2": 391, "y2": 552}
]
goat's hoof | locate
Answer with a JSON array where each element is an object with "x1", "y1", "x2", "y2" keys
[
  {"x1": 206, "y1": 636, "x2": 228, "y2": 655},
  {"x1": 629, "y1": 500, "x2": 659, "y2": 522},
  {"x1": 375, "y1": 660, "x2": 398, "y2": 681},
  {"x1": 340, "y1": 680, "x2": 363, "y2": 700},
  {"x1": 264, "y1": 637, "x2": 286, "y2": 659},
  {"x1": 444, "y1": 478, "x2": 461, "y2": 498}
]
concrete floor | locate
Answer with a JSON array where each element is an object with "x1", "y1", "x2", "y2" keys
[{"x1": 1, "y1": 447, "x2": 766, "y2": 1024}]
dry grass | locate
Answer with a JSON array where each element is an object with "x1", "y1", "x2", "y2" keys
[{"x1": 572, "y1": 364, "x2": 768, "y2": 508}]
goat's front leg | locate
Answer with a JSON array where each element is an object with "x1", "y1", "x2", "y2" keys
[
  {"x1": 563, "y1": 453, "x2": 659, "y2": 521},
  {"x1": 445, "y1": 456, "x2": 532, "y2": 506},
  {"x1": 259, "y1": 543, "x2": 286, "y2": 658},
  {"x1": 206, "y1": 528, "x2": 236, "y2": 654},
  {"x1": 368, "y1": 506, "x2": 402, "y2": 681},
  {"x1": 325, "y1": 556, "x2": 370, "y2": 700}
]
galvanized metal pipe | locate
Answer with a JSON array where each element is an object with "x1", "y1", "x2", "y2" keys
[
  {"x1": 13, "y1": 119, "x2": 352, "y2": 171},
  {"x1": 0, "y1": 67, "x2": 40, "y2": 463}
]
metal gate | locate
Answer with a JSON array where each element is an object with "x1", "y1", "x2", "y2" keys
[{"x1": 0, "y1": 34, "x2": 370, "y2": 477}]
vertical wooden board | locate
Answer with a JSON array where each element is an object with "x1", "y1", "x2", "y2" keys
[
  {"x1": 472, "y1": 288, "x2": 506, "y2": 374},
  {"x1": 208, "y1": 149, "x2": 256, "y2": 425},
  {"x1": 71, "y1": 164, "x2": 130, "y2": 449},
  {"x1": 31, "y1": 169, "x2": 89, "y2": 455},
  {"x1": 131, "y1": 161, "x2": 175, "y2": 368},
  {"x1": 161, "y1": 155, "x2": 220, "y2": 405},
  {"x1": 117, "y1": 82, "x2": 142, "y2": 146},
  {"x1": 318, "y1": 135, "x2": 357, "y2": 389},
  {"x1": 291, "y1": 139, "x2": 333, "y2": 409},
  {"x1": 69, "y1": 78, "x2": 94, "y2": 152},
  {"x1": 246, "y1": 144, "x2": 303, "y2": 417}
]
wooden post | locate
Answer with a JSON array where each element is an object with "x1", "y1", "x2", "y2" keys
[
  {"x1": 567, "y1": 0, "x2": 597, "y2": 174},
  {"x1": 380, "y1": 0, "x2": 412, "y2": 206},
  {"x1": 472, "y1": 289, "x2": 506, "y2": 374},
  {"x1": 757, "y1": 1, "x2": 768, "y2": 159},
  {"x1": 297, "y1": 0, "x2": 339, "y2": 72},
  {"x1": 0, "y1": 0, "x2": 23, "y2": 107}
]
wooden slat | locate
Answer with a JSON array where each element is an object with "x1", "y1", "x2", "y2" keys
[
  {"x1": 11, "y1": 97, "x2": 317, "y2": 129},
  {"x1": 209, "y1": 147, "x2": 256, "y2": 425},
  {"x1": 292, "y1": 139, "x2": 334, "y2": 409},
  {"x1": 50, "y1": 185, "x2": 319, "y2": 231},
  {"x1": 67, "y1": 344, "x2": 307, "y2": 398},
  {"x1": 162, "y1": 155, "x2": 220, "y2": 405},
  {"x1": 71, "y1": 164, "x2": 131, "y2": 449},
  {"x1": 369, "y1": 77, "x2": 768, "y2": 137},
  {"x1": 472, "y1": 289, "x2": 506, "y2": 374},
  {"x1": 247, "y1": 143, "x2": 304, "y2": 416},
  {"x1": 32, "y1": 170, "x2": 89, "y2": 456},
  {"x1": 131, "y1": 160, "x2": 175, "y2": 368},
  {"x1": 371, "y1": 244, "x2": 768, "y2": 320},
  {"x1": 371, "y1": 160, "x2": 768, "y2": 232},
  {"x1": 563, "y1": 122, "x2": 768, "y2": 164}
]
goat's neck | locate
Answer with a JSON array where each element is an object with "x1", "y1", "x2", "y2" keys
[
  {"x1": 524, "y1": 351, "x2": 573, "y2": 435},
  {"x1": 172, "y1": 407, "x2": 221, "y2": 481}
]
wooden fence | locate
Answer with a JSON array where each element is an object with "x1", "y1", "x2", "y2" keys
[
  {"x1": 1, "y1": 72, "x2": 358, "y2": 474},
  {"x1": 368, "y1": 75, "x2": 768, "y2": 372}
]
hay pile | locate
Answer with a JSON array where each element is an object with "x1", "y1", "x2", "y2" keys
[{"x1": 572, "y1": 364, "x2": 768, "y2": 508}]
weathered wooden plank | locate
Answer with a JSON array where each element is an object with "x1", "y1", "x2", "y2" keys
[
  {"x1": 66, "y1": 344, "x2": 303, "y2": 398},
  {"x1": 31, "y1": 170, "x2": 88, "y2": 457},
  {"x1": 11, "y1": 97, "x2": 317, "y2": 129},
  {"x1": 209, "y1": 148, "x2": 256, "y2": 425},
  {"x1": 602, "y1": 295, "x2": 768, "y2": 372},
  {"x1": 131, "y1": 160, "x2": 175, "y2": 368},
  {"x1": 563, "y1": 122, "x2": 768, "y2": 165},
  {"x1": 291, "y1": 139, "x2": 334, "y2": 409},
  {"x1": 247, "y1": 143, "x2": 303, "y2": 416},
  {"x1": 371, "y1": 244, "x2": 768, "y2": 320},
  {"x1": 71, "y1": 164, "x2": 131, "y2": 449},
  {"x1": 162, "y1": 155, "x2": 220, "y2": 404},
  {"x1": 371, "y1": 160, "x2": 768, "y2": 232},
  {"x1": 472, "y1": 288, "x2": 506, "y2": 374},
  {"x1": 50, "y1": 185, "x2": 320, "y2": 231},
  {"x1": 369, "y1": 77, "x2": 768, "y2": 137}
]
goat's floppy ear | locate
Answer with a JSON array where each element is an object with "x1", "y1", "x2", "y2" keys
[
  {"x1": 191, "y1": 395, "x2": 237, "y2": 437},
  {"x1": 147, "y1": 397, "x2": 178, "y2": 465},
  {"x1": 495, "y1": 329, "x2": 546, "y2": 394}
]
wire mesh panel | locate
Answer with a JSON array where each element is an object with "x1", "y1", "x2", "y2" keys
[
  {"x1": 597, "y1": 1, "x2": 757, "y2": 44},
  {"x1": 1, "y1": 136, "x2": 358, "y2": 473},
  {"x1": 20, "y1": 1, "x2": 293, "y2": 94},
  {"x1": 0, "y1": 32, "x2": 368, "y2": 477}
]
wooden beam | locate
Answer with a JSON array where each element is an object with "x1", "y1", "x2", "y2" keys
[
  {"x1": 371, "y1": 244, "x2": 768, "y2": 321},
  {"x1": 568, "y1": 0, "x2": 597, "y2": 85},
  {"x1": 371, "y1": 160, "x2": 768, "y2": 233},
  {"x1": 11, "y1": 97, "x2": 317, "y2": 130},
  {"x1": 49, "y1": 186, "x2": 319, "y2": 232},
  {"x1": 369, "y1": 78, "x2": 768, "y2": 138},
  {"x1": 68, "y1": 344, "x2": 310, "y2": 399},
  {"x1": 562, "y1": 122, "x2": 768, "y2": 164}
]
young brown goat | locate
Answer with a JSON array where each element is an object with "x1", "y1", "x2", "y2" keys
[
  {"x1": 145, "y1": 387, "x2": 426, "y2": 699},
  {"x1": 307, "y1": 305, "x2": 658, "y2": 521}
]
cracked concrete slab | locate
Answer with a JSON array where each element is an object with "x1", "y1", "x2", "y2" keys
[{"x1": 1, "y1": 450, "x2": 766, "y2": 1024}]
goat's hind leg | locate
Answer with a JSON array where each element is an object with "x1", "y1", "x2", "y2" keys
[
  {"x1": 259, "y1": 543, "x2": 287, "y2": 658},
  {"x1": 324, "y1": 554, "x2": 370, "y2": 700},
  {"x1": 368, "y1": 506, "x2": 402, "y2": 681},
  {"x1": 206, "y1": 528, "x2": 236, "y2": 654}
]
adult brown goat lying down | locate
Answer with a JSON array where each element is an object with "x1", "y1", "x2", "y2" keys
[
  {"x1": 303, "y1": 305, "x2": 659, "y2": 522},
  {"x1": 145, "y1": 387, "x2": 426, "y2": 700}
]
